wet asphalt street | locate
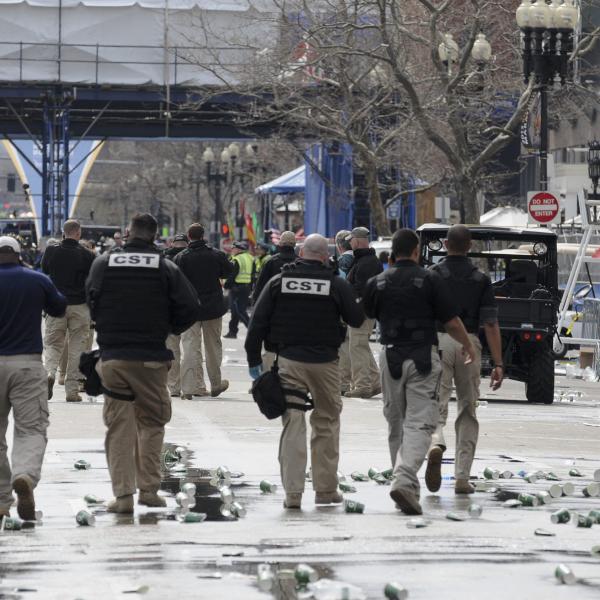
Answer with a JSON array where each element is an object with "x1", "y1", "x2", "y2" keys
[{"x1": 2, "y1": 329, "x2": 600, "y2": 600}]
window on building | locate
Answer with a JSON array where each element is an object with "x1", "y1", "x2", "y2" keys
[{"x1": 6, "y1": 173, "x2": 16, "y2": 193}]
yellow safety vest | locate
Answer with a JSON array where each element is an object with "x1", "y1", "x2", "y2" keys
[
  {"x1": 233, "y1": 252, "x2": 253, "y2": 284},
  {"x1": 254, "y1": 254, "x2": 270, "y2": 274}
]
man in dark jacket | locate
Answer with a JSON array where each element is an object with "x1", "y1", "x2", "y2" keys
[
  {"x1": 345, "y1": 227, "x2": 383, "y2": 398},
  {"x1": 42, "y1": 219, "x2": 95, "y2": 402},
  {"x1": 0, "y1": 236, "x2": 66, "y2": 521},
  {"x1": 174, "y1": 223, "x2": 233, "y2": 398},
  {"x1": 245, "y1": 234, "x2": 364, "y2": 510},
  {"x1": 252, "y1": 231, "x2": 297, "y2": 304}
]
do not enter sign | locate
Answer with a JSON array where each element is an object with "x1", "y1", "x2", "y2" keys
[{"x1": 527, "y1": 191, "x2": 561, "y2": 225}]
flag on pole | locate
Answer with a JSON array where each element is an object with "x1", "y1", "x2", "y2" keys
[{"x1": 245, "y1": 213, "x2": 257, "y2": 245}]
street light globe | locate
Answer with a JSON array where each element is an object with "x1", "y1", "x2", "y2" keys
[
  {"x1": 228, "y1": 142, "x2": 240, "y2": 159},
  {"x1": 529, "y1": 0, "x2": 552, "y2": 29},
  {"x1": 220, "y1": 148, "x2": 231, "y2": 163},
  {"x1": 555, "y1": 0, "x2": 579, "y2": 30},
  {"x1": 471, "y1": 33, "x2": 492, "y2": 62},
  {"x1": 515, "y1": 0, "x2": 532, "y2": 28},
  {"x1": 202, "y1": 147, "x2": 215, "y2": 163},
  {"x1": 438, "y1": 33, "x2": 459, "y2": 63}
]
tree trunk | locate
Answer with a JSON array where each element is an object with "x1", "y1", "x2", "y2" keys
[
  {"x1": 365, "y1": 162, "x2": 392, "y2": 237},
  {"x1": 456, "y1": 176, "x2": 480, "y2": 225}
]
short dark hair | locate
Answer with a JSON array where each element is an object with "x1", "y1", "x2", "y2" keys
[
  {"x1": 446, "y1": 224, "x2": 471, "y2": 254},
  {"x1": 129, "y1": 213, "x2": 157, "y2": 242},
  {"x1": 63, "y1": 219, "x2": 81, "y2": 236},
  {"x1": 391, "y1": 229, "x2": 419, "y2": 259},
  {"x1": 187, "y1": 223, "x2": 205, "y2": 241}
]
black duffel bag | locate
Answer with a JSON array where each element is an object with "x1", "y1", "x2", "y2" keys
[
  {"x1": 79, "y1": 350, "x2": 135, "y2": 401},
  {"x1": 251, "y1": 357, "x2": 313, "y2": 420}
]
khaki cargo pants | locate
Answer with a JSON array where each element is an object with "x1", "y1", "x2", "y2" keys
[
  {"x1": 277, "y1": 357, "x2": 342, "y2": 495},
  {"x1": 430, "y1": 333, "x2": 482, "y2": 480},
  {"x1": 180, "y1": 318, "x2": 224, "y2": 394},
  {"x1": 0, "y1": 355, "x2": 49, "y2": 511},
  {"x1": 97, "y1": 359, "x2": 171, "y2": 498},
  {"x1": 381, "y1": 348, "x2": 441, "y2": 497},
  {"x1": 349, "y1": 318, "x2": 380, "y2": 394},
  {"x1": 44, "y1": 303, "x2": 91, "y2": 396}
]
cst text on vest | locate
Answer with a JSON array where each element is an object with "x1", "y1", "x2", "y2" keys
[
  {"x1": 108, "y1": 253, "x2": 160, "y2": 268},
  {"x1": 282, "y1": 278, "x2": 331, "y2": 295}
]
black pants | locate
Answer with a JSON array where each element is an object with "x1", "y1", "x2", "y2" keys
[{"x1": 228, "y1": 285, "x2": 250, "y2": 335}]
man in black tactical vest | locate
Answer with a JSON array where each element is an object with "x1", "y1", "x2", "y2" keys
[
  {"x1": 86, "y1": 214, "x2": 200, "y2": 514},
  {"x1": 245, "y1": 234, "x2": 364, "y2": 510},
  {"x1": 363, "y1": 229, "x2": 475, "y2": 515},
  {"x1": 426, "y1": 225, "x2": 504, "y2": 495}
]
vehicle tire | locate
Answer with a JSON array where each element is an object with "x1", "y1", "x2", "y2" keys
[
  {"x1": 526, "y1": 349, "x2": 554, "y2": 404},
  {"x1": 552, "y1": 335, "x2": 568, "y2": 360}
]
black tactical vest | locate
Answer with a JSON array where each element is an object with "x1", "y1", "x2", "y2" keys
[
  {"x1": 432, "y1": 258, "x2": 486, "y2": 333},
  {"x1": 268, "y1": 264, "x2": 345, "y2": 347},
  {"x1": 376, "y1": 264, "x2": 438, "y2": 347},
  {"x1": 94, "y1": 249, "x2": 170, "y2": 350}
]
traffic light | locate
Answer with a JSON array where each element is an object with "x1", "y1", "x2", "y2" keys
[{"x1": 221, "y1": 223, "x2": 230, "y2": 237}]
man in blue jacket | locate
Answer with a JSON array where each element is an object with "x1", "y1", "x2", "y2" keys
[{"x1": 0, "y1": 236, "x2": 67, "y2": 522}]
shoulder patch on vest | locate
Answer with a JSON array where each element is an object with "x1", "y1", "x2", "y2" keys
[
  {"x1": 108, "y1": 253, "x2": 160, "y2": 268},
  {"x1": 281, "y1": 277, "x2": 331, "y2": 296}
]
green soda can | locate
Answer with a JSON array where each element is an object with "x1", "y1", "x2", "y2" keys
[
  {"x1": 260, "y1": 480, "x2": 278, "y2": 493},
  {"x1": 518, "y1": 493, "x2": 539, "y2": 507},
  {"x1": 294, "y1": 563, "x2": 318, "y2": 586},
  {"x1": 161, "y1": 450, "x2": 179, "y2": 468},
  {"x1": 551, "y1": 508, "x2": 571, "y2": 524},
  {"x1": 338, "y1": 482, "x2": 357, "y2": 493},
  {"x1": 569, "y1": 468, "x2": 583, "y2": 477},
  {"x1": 546, "y1": 472, "x2": 560, "y2": 481},
  {"x1": 373, "y1": 474, "x2": 390, "y2": 486},
  {"x1": 561, "y1": 482, "x2": 575, "y2": 496},
  {"x1": 468, "y1": 504, "x2": 483, "y2": 518},
  {"x1": 381, "y1": 468, "x2": 394, "y2": 480},
  {"x1": 74, "y1": 459, "x2": 91, "y2": 470},
  {"x1": 573, "y1": 513, "x2": 594, "y2": 528},
  {"x1": 483, "y1": 467, "x2": 499, "y2": 480},
  {"x1": 1, "y1": 517, "x2": 22, "y2": 531},
  {"x1": 344, "y1": 499, "x2": 365, "y2": 514},
  {"x1": 368, "y1": 467, "x2": 381, "y2": 479},
  {"x1": 75, "y1": 510, "x2": 95, "y2": 526},
  {"x1": 548, "y1": 484, "x2": 563, "y2": 499},
  {"x1": 583, "y1": 483, "x2": 600, "y2": 498},
  {"x1": 536, "y1": 491, "x2": 551, "y2": 505},
  {"x1": 83, "y1": 494, "x2": 104, "y2": 504},
  {"x1": 588, "y1": 510, "x2": 600, "y2": 524},
  {"x1": 178, "y1": 511, "x2": 207, "y2": 523},
  {"x1": 384, "y1": 582, "x2": 409, "y2": 600},
  {"x1": 350, "y1": 471, "x2": 369, "y2": 482},
  {"x1": 555, "y1": 564, "x2": 576, "y2": 585}
]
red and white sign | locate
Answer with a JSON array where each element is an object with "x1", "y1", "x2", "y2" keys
[{"x1": 527, "y1": 191, "x2": 561, "y2": 225}]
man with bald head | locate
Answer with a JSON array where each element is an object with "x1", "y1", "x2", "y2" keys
[
  {"x1": 426, "y1": 224, "x2": 503, "y2": 495},
  {"x1": 245, "y1": 233, "x2": 364, "y2": 510}
]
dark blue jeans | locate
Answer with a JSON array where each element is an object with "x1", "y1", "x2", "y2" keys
[{"x1": 228, "y1": 285, "x2": 250, "y2": 335}]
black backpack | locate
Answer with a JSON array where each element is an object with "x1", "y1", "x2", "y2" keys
[
  {"x1": 78, "y1": 350, "x2": 135, "y2": 401},
  {"x1": 251, "y1": 357, "x2": 313, "y2": 419}
]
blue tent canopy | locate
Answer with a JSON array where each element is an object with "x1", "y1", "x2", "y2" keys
[{"x1": 255, "y1": 165, "x2": 305, "y2": 195}]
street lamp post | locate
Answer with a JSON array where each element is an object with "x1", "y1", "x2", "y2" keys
[
  {"x1": 516, "y1": 0, "x2": 580, "y2": 192},
  {"x1": 203, "y1": 146, "x2": 227, "y2": 247}
]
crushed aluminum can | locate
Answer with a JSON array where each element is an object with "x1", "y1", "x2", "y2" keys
[
  {"x1": 219, "y1": 486, "x2": 234, "y2": 505},
  {"x1": 535, "y1": 470, "x2": 546, "y2": 479},
  {"x1": 219, "y1": 504, "x2": 236, "y2": 519},
  {"x1": 518, "y1": 493, "x2": 539, "y2": 507},
  {"x1": 534, "y1": 528, "x2": 556, "y2": 536},
  {"x1": 406, "y1": 517, "x2": 428, "y2": 529},
  {"x1": 582, "y1": 483, "x2": 600, "y2": 498},
  {"x1": 74, "y1": 459, "x2": 91, "y2": 470},
  {"x1": 177, "y1": 512, "x2": 207, "y2": 523},
  {"x1": 368, "y1": 467, "x2": 381, "y2": 479},
  {"x1": 350, "y1": 471, "x2": 369, "y2": 482},
  {"x1": 555, "y1": 564, "x2": 576, "y2": 585},
  {"x1": 1, "y1": 517, "x2": 22, "y2": 531},
  {"x1": 535, "y1": 491, "x2": 552, "y2": 505},
  {"x1": 546, "y1": 472, "x2": 560, "y2": 481},
  {"x1": 256, "y1": 564, "x2": 274, "y2": 592},
  {"x1": 568, "y1": 468, "x2": 583, "y2": 477},
  {"x1": 588, "y1": 510, "x2": 600, "y2": 524},
  {"x1": 344, "y1": 500, "x2": 364, "y2": 514},
  {"x1": 83, "y1": 494, "x2": 104, "y2": 505},
  {"x1": 483, "y1": 467, "x2": 500, "y2": 480},
  {"x1": 503, "y1": 499, "x2": 522, "y2": 508},
  {"x1": 548, "y1": 484, "x2": 563, "y2": 499},
  {"x1": 373, "y1": 474, "x2": 391, "y2": 485},
  {"x1": 384, "y1": 582, "x2": 409, "y2": 600},
  {"x1": 231, "y1": 501, "x2": 246, "y2": 518},
  {"x1": 499, "y1": 470, "x2": 513, "y2": 479},
  {"x1": 573, "y1": 513, "x2": 594, "y2": 528},
  {"x1": 561, "y1": 482, "x2": 575, "y2": 496},
  {"x1": 176, "y1": 492, "x2": 193, "y2": 508},
  {"x1": 338, "y1": 482, "x2": 357, "y2": 493},
  {"x1": 294, "y1": 563, "x2": 319, "y2": 586},
  {"x1": 337, "y1": 471, "x2": 346, "y2": 483},
  {"x1": 260, "y1": 480, "x2": 278, "y2": 494},
  {"x1": 446, "y1": 512, "x2": 465, "y2": 521},
  {"x1": 523, "y1": 473, "x2": 538, "y2": 484},
  {"x1": 381, "y1": 468, "x2": 394, "y2": 480},
  {"x1": 181, "y1": 482, "x2": 196, "y2": 497},
  {"x1": 551, "y1": 508, "x2": 571, "y2": 524},
  {"x1": 75, "y1": 510, "x2": 95, "y2": 526},
  {"x1": 468, "y1": 504, "x2": 483, "y2": 518}
]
